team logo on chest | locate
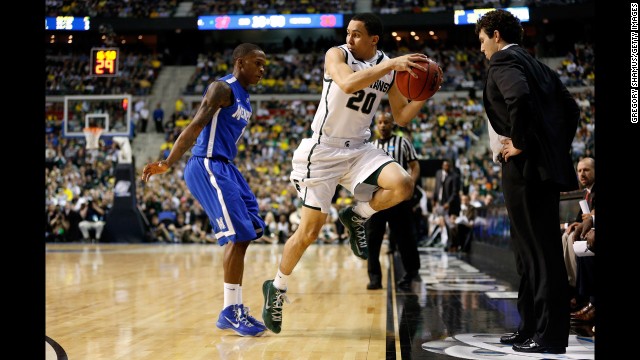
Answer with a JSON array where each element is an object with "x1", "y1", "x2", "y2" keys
[
  {"x1": 231, "y1": 104, "x2": 252, "y2": 122},
  {"x1": 369, "y1": 79, "x2": 391, "y2": 92}
]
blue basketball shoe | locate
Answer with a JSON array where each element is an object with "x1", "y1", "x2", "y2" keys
[
  {"x1": 216, "y1": 304, "x2": 265, "y2": 337},
  {"x1": 238, "y1": 304, "x2": 267, "y2": 332}
]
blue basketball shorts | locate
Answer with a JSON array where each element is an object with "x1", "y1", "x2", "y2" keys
[{"x1": 184, "y1": 156, "x2": 265, "y2": 245}]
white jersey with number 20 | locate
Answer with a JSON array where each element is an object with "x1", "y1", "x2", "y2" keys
[{"x1": 311, "y1": 44, "x2": 395, "y2": 142}]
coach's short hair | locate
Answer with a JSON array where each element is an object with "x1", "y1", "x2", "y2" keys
[{"x1": 475, "y1": 9, "x2": 523, "y2": 45}]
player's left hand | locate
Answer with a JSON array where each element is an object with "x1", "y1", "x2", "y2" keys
[{"x1": 141, "y1": 160, "x2": 170, "y2": 182}]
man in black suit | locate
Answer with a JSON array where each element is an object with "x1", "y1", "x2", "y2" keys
[
  {"x1": 561, "y1": 157, "x2": 595, "y2": 306},
  {"x1": 476, "y1": 10, "x2": 580, "y2": 354},
  {"x1": 432, "y1": 160, "x2": 460, "y2": 217},
  {"x1": 569, "y1": 157, "x2": 596, "y2": 324}
]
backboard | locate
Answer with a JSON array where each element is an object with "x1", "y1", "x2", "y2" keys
[{"x1": 63, "y1": 94, "x2": 133, "y2": 138}]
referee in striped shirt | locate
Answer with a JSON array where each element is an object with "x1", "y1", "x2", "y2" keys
[{"x1": 365, "y1": 111, "x2": 421, "y2": 291}]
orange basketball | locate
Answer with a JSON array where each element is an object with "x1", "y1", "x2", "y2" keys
[{"x1": 395, "y1": 59, "x2": 443, "y2": 101}]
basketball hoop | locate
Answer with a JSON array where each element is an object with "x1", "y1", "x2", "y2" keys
[{"x1": 83, "y1": 127, "x2": 103, "y2": 150}]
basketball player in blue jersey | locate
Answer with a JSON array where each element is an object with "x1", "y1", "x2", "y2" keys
[
  {"x1": 262, "y1": 13, "x2": 435, "y2": 334},
  {"x1": 141, "y1": 43, "x2": 268, "y2": 337}
]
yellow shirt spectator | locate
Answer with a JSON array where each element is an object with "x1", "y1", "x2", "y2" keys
[
  {"x1": 255, "y1": 165, "x2": 268, "y2": 175},
  {"x1": 63, "y1": 188, "x2": 74, "y2": 201},
  {"x1": 175, "y1": 98, "x2": 185, "y2": 114},
  {"x1": 175, "y1": 118, "x2": 192, "y2": 128},
  {"x1": 160, "y1": 142, "x2": 173, "y2": 151},
  {"x1": 437, "y1": 114, "x2": 448, "y2": 127},
  {"x1": 278, "y1": 140, "x2": 290, "y2": 152}
]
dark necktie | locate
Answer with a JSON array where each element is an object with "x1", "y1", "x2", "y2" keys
[{"x1": 584, "y1": 189, "x2": 591, "y2": 209}]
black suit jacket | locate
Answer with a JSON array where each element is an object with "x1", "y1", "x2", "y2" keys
[
  {"x1": 433, "y1": 169, "x2": 461, "y2": 215},
  {"x1": 483, "y1": 45, "x2": 580, "y2": 191}
]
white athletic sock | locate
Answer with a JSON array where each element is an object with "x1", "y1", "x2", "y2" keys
[
  {"x1": 224, "y1": 283, "x2": 239, "y2": 309},
  {"x1": 273, "y1": 268, "x2": 289, "y2": 291},
  {"x1": 354, "y1": 202, "x2": 376, "y2": 218},
  {"x1": 237, "y1": 286, "x2": 243, "y2": 305}
]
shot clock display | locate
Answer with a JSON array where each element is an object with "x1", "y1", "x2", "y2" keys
[{"x1": 90, "y1": 47, "x2": 119, "y2": 77}]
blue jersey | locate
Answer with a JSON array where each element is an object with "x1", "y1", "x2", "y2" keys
[
  {"x1": 185, "y1": 74, "x2": 264, "y2": 244},
  {"x1": 191, "y1": 74, "x2": 252, "y2": 160}
]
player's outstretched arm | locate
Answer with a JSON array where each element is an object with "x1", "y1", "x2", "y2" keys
[{"x1": 140, "y1": 81, "x2": 232, "y2": 182}]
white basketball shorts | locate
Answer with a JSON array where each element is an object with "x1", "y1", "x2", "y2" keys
[{"x1": 290, "y1": 136, "x2": 395, "y2": 214}]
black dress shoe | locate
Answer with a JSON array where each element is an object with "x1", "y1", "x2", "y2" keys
[
  {"x1": 499, "y1": 331, "x2": 529, "y2": 345},
  {"x1": 367, "y1": 282, "x2": 382, "y2": 290},
  {"x1": 397, "y1": 280, "x2": 413, "y2": 292},
  {"x1": 402, "y1": 273, "x2": 421, "y2": 283},
  {"x1": 512, "y1": 338, "x2": 565, "y2": 354}
]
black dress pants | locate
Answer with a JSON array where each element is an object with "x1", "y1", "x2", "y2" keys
[
  {"x1": 502, "y1": 156, "x2": 569, "y2": 348},
  {"x1": 366, "y1": 200, "x2": 420, "y2": 284}
]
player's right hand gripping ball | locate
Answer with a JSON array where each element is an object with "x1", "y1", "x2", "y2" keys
[{"x1": 396, "y1": 59, "x2": 444, "y2": 101}]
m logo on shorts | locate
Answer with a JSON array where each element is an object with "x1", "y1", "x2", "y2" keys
[
  {"x1": 216, "y1": 217, "x2": 226, "y2": 230},
  {"x1": 344, "y1": 140, "x2": 350, "y2": 147}
]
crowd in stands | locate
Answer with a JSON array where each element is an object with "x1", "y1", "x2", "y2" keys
[
  {"x1": 45, "y1": 128, "x2": 118, "y2": 242},
  {"x1": 43, "y1": 41, "x2": 592, "y2": 98},
  {"x1": 186, "y1": 49, "x2": 328, "y2": 95},
  {"x1": 191, "y1": 0, "x2": 356, "y2": 16},
  {"x1": 45, "y1": 0, "x2": 591, "y2": 18},
  {"x1": 46, "y1": 0, "x2": 356, "y2": 18},
  {"x1": 45, "y1": 51, "x2": 163, "y2": 96},
  {"x1": 45, "y1": 0, "x2": 178, "y2": 18},
  {"x1": 184, "y1": 42, "x2": 594, "y2": 95},
  {"x1": 184, "y1": 44, "x2": 489, "y2": 95},
  {"x1": 556, "y1": 42, "x2": 595, "y2": 87},
  {"x1": 372, "y1": 0, "x2": 593, "y2": 14},
  {"x1": 44, "y1": 32, "x2": 595, "y2": 244},
  {"x1": 45, "y1": 85, "x2": 595, "y2": 244}
]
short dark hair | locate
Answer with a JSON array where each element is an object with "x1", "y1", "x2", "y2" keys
[
  {"x1": 376, "y1": 111, "x2": 392, "y2": 119},
  {"x1": 232, "y1": 43, "x2": 263, "y2": 63},
  {"x1": 474, "y1": 9, "x2": 523, "y2": 45},
  {"x1": 351, "y1": 13, "x2": 383, "y2": 37}
]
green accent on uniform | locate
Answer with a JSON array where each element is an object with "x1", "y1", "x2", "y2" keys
[{"x1": 364, "y1": 160, "x2": 394, "y2": 185}]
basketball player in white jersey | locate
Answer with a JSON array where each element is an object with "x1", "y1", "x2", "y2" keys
[{"x1": 262, "y1": 13, "x2": 433, "y2": 334}]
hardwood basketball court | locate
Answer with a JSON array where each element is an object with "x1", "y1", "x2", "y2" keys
[
  {"x1": 46, "y1": 243, "x2": 392, "y2": 359},
  {"x1": 46, "y1": 242, "x2": 595, "y2": 359}
]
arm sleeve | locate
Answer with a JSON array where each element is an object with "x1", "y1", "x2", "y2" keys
[{"x1": 489, "y1": 51, "x2": 534, "y2": 151}]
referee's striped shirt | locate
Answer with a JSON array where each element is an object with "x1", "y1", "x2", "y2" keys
[{"x1": 372, "y1": 134, "x2": 418, "y2": 170}]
